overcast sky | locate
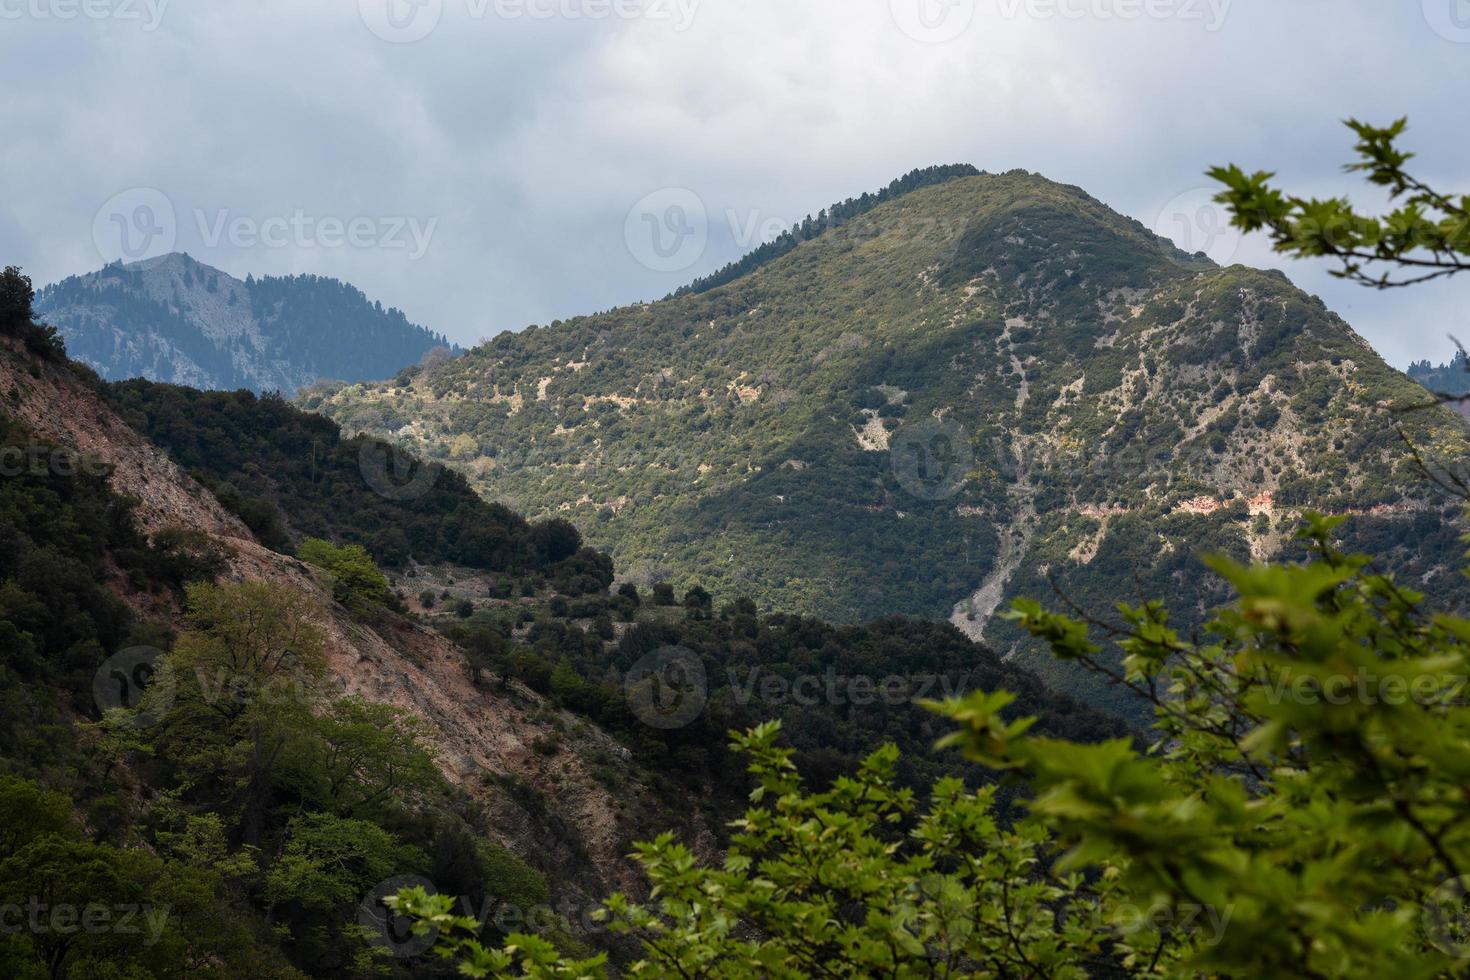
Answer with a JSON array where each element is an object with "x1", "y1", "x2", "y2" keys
[{"x1": 2, "y1": 0, "x2": 1466, "y2": 367}]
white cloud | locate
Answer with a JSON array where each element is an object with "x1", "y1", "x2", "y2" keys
[{"x1": 1, "y1": 0, "x2": 1466, "y2": 365}]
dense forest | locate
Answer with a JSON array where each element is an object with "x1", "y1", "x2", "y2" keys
[
  {"x1": 436, "y1": 589, "x2": 1126, "y2": 793},
  {"x1": 104, "y1": 381, "x2": 614, "y2": 595},
  {"x1": 246, "y1": 272, "x2": 455, "y2": 382}
]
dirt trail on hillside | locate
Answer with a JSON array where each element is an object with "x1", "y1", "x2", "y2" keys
[{"x1": 951, "y1": 443, "x2": 1037, "y2": 644}]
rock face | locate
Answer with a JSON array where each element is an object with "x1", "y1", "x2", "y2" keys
[
  {"x1": 0, "y1": 332, "x2": 706, "y2": 912},
  {"x1": 35, "y1": 252, "x2": 451, "y2": 393},
  {"x1": 310, "y1": 170, "x2": 1470, "y2": 714}
]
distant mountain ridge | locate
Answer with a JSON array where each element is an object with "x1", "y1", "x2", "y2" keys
[
  {"x1": 35, "y1": 252, "x2": 451, "y2": 392},
  {"x1": 1408, "y1": 350, "x2": 1470, "y2": 397}
]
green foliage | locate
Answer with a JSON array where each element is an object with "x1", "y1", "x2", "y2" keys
[
  {"x1": 0, "y1": 774, "x2": 285, "y2": 979},
  {"x1": 0, "y1": 775, "x2": 74, "y2": 856},
  {"x1": 298, "y1": 538, "x2": 392, "y2": 613},
  {"x1": 382, "y1": 888, "x2": 607, "y2": 980},
  {"x1": 1210, "y1": 118, "x2": 1470, "y2": 288},
  {"x1": 265, "y1": 811, "x2": 421, "y2": 920},
  {"x1": 279, "y1": 697, "x2": 442, "y2": 819},
  {"x1": 403, "y1": 518, "x2": 1470, "y2": 977},
  {"x1": 952, "y1": 515, "x2": 1470, "y2": 976},
  {"x1": 158, "y1": 581, "x2": 329, "y2": 845},
  {"x1": 106, "y1": 379, "x2": 612, "y2": 594}
]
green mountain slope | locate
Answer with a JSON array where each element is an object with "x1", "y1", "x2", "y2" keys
[
  {"x1": 103, "y1": 380, "x2": 614, "y2": 594},
  {"x1": 0, "y1": 266, "x2": 1130, "y2": 976},
  {"x1": 308, "y1": 170, "x2": 1470, "y2": 714}
]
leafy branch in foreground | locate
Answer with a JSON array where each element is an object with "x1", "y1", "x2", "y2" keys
[
  {"x1": 1210, "y1": 118, "x2": 1470, "y2": 287},
  {"x1": 398, "y1": 514, "x2": 1470, "y2": 977}
]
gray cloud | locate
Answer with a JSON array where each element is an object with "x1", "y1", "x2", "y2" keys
[{"x1": 1, "y1": 0, "x2": 1466, "y2": 366}]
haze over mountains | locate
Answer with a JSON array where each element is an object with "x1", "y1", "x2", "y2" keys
[
  {"x1": 35, "y1": 252, "x2": 451, "y2": 393},
  {"x1": 310, "y1": 168, "x2": 1470, "y2": 715}
]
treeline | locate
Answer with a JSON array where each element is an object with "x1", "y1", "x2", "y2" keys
[
  {"x1": 246, "y1": 272, "x2": 454, "y2": 381},
  {"x1": 2, "y1": 266, "x2": 68, "y2": 363},
  {"x1": 103, "y1": 380, "x2": 613, "y2": 593},
  {"x1": 442, "y1": 586, "x2": 1126, "y2": 794},
  {"x1": 669, "y1": 164, "x2": 982, "y2": 298},
  {"x1": 1407, "y1": 349, "x2": 1470, "y2": 397}
]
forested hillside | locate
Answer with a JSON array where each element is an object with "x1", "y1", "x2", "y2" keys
[
  {"x1": 104, "y1": 381, "x2": 613, "y2": 594},
  {"x1": 310, "y1": 170, "x2": 1470, "y2": 719},
  {"x1": 0, "y1": 267, "x2": 693, "y2": 977},
  {"x1": 0, "y1": 264, "x2": 1124, "y2": 977}
]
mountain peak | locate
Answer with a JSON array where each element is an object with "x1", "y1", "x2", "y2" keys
[
  {"x1": 672, "y1": 164, "x2": 1210, "y2": 306},
  {"x1": 122, "y1": 250, "x2": 199, "y2": 270},
  {"x1": 669, "y1": 163, "x2": 983, "y2": 298},
  {"x1": 36, "y1": 257, "x2": 450, "y2": 393},
  {"x1": 313, "y1": 170, "x2": 1466, "y2": 702}
]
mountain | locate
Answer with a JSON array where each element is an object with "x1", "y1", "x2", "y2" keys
[
  {"x1": 1408, "y1": 350, "x2": 1470, "y2": 397},
  {"x1": 308, "y1": 169, "x2": 1470, "y2": 717},
  {"x1": 0, "y1": 272, "x2": 680, "y2": 948},
  {"x1": 0, "y1": 266, "x2": 1124, "y2": 975},
  {"x1": 34, "y1": 252, "x2": 451, "y2": 392}
]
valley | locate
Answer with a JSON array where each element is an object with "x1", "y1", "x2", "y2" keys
[{"x1": 6, "y1": 3, "x2": 1469, "y2": 974}]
